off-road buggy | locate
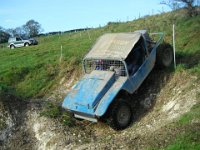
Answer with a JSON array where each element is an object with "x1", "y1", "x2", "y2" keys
[{"x1": 62, "y1": 30, "x2": 173, "y2": 130}]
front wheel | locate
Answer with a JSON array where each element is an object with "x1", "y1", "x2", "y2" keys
[
  {"x1": 107, "y1": 98, "x2": 132, "y2": 130},
  {"x1": 156, "y1": 43, "x2": 173, "y2": 68},
  {"x1": 10, "y1": 45, "x2": 15, "y2": 49}
]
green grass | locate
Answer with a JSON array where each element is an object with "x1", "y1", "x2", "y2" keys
[
  {"x1": 0, "y1": 117, "x2": 6, "y2": 130},
  {"x1": 0, "y1": 31, "x2": 96, "y2": 98},
  {"x1": 177, "y1": 103, "x2": 200, "y2": 125},
  {"x1": 163, "y1": 129, "x2": 200, "y2": 150},
  {"x1": 148, "y1": 103, "x2": 200, "y2": 150},
  {"x1": 40, "y1": 102, "x2": 62, "y2": 118},
  {"x1": 40, "y1": 102, "x2": 75, "y2": 127},
  {"x1": 164, "y1": 104, "x2": 200, "y2": 150},
  {"x1": 1, "y1": 12, "x2": 200, "y2": 99}
]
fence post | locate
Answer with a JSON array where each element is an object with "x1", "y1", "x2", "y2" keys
[
  {"x1": 173, "y1": 24, "x2": 176, "y2": 69},
  {"x1": 87, "y1": 29, "x2": 91, "y2": 41},
  {"x1": 60, "y1": 45, "x2": 63, "y2": 63}
]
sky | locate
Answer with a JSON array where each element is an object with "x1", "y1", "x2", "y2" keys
[{"x1": 0, "y1": 0, "x2": 171, "y2": 33}]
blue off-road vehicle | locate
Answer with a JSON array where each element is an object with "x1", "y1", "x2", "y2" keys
[{"x1": 62, "y1": 30, "x2": 173, "y2": 130}]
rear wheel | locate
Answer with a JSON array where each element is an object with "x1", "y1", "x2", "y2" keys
[
  {"x1": 107, "y1": 98, "x2": 132, "y2": 130},
  {"x1": 156, "y1": 43, "x2": 173, "y2": 68},
  {"x1": 25, "y1": 43, "x2": 29, "y2": 47}
]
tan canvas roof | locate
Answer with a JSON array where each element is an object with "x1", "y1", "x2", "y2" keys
[{"x1": 85, "y1": 32, "x2": 142, "y2": 60}]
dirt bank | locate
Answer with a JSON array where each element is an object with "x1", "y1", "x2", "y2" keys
[{"x1": 1, "y1": 70, "x2": 199, "y2": 150}]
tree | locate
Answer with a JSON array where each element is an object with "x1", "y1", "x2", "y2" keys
[
  {"x1": 0, "y1": 27, "x2": 10, "y2": 43},
  {"x1": 161, "y1": 0, "x2": 198, "y2": 16},
  {"x1": 160, "y1": 0, "x2": 182, "y2": 10},
  {"x1": 0, "y1": 19, "x2": 43, "y2": 42},
  {"x1": 6, "y1": 27, "x2": 26, "y2": 37},
  {"x1": 14, "y1": 27, "x2": 26, "y2": 37},
  {"x1": 24, "y1": 19, "x2": 42, "y2": 37},
  {"x1": 6, "y1": 28, "x2": 15, "y2": 37}
]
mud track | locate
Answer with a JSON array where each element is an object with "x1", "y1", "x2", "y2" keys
[{"x1": 0, "y1": 69, "x2": 199, "y2": 150}]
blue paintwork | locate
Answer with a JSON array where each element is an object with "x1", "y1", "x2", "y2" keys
[
  {"x1": 95, "y1": 47, "x2": 157, "y2": 117},
  {"x1": 62, "y1": 70, "x2": 116, "y2": 116},
  {"x1": 95, "y1": 77, "x2": 128, "y2": 116},
  {"x1": 126, "y1": 46, "x2": 156, "y2": 94},
  {"x1": 62, "y1": 32, "x2": 164, "y2": 121}
]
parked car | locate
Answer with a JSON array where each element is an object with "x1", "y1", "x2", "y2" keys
[
  {"x1": 62, "y1": 30, "x2": 173, "y2": 130},
  {"x1": 8, "y1": 37, "x2": 38, "y2": 49}
]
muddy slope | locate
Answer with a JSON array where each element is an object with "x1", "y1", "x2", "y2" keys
[{"x1": 0, "y1": 69, "x2": 199, "y2": 150}]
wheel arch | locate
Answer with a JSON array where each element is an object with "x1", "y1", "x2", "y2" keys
[
  {"x1": 104, "y1": 90, "x2": 131, "y2": 113},
  {"x1": 24, "y1": 42, "x2": 30, "y2": 46},
  {"x1": 10, "y1": 44, "x2": 15, "y2": 49},
  {"x1": 113, "y1": 90, "x2": 131, "y2": 101},
  {"x1": 103, "y1": 90, "x2": 133, "y2": 130},
  {"x1": 95, "y1": 89, "x2": 131, "y2": 118}
]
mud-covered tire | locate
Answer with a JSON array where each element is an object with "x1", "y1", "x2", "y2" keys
[
  {"x1": 107, "y1": 98, "x2": 132, "y2": 130},
  {"x1": 156, "y1": 43, "x2": 173, "y2": 68}
]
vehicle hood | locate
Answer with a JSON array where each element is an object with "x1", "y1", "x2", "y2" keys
[{"x1": 62, "y1": 70, "x2": 115, "y2": 111}]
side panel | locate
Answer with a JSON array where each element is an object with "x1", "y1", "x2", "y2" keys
[
  {"x1": 14, "y1": 41, "x2": 24, "y2": 47},
  {"x1": 95, "y1": 77, "x2": 128, "y2": 117},
  {"x1": 95, "y1": 48, "x2": 157, "y2": 117},
  {"x1": 128, "y1": 47, "x2": 157, "y2": 93}
]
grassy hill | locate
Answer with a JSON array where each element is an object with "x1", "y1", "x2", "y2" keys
[
  {"x1": 0, "y1": 11, "x2": 200, "y2": 99},
  {"x1": 0, "y1": 10, "x2": 200, "y2": 149}
]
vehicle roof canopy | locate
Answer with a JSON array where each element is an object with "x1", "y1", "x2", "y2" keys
[{"x1": 84, "y1": 32, "x2": 142, "y2": 60}]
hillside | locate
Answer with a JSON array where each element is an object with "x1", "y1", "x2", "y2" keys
[
  {"x1": 0, "y1": 11, "x2": 200, "y2": 99},
  {"x1": 0, "y1": 10, "x2": 200, "y2": 149}
]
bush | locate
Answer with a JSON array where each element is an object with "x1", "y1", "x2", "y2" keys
[
  {"x1": 40, "y1": 102, "x2": 61, "y2": 118},
  {"x1": 0, "y1": 82, "x2": 15, "y2": 97},
  {"x1": 40, "y1": 102, "x2": 75, "y2": 126}
]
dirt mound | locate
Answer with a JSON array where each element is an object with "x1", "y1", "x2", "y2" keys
[
  {"x1": 1, "y1": 70, "x2": 199, "y2": 150},
  {"x1": 66, "y1": 70, "x2": 199, "y2": 149},
  {"x1": 0, "y1": 95, "x2": 28, "y2": 149},
  {"x1": 0, "y1": 101, "x2": 14, "y2": 144}
]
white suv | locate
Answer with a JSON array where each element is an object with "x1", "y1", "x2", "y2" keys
[{"x1": 8, "y1": 37, "x2": 38, "y2": 49}]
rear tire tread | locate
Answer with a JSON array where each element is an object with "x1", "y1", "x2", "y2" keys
[{"x1": 156, "y1": 43, "x2": 173, "y2": 69}]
